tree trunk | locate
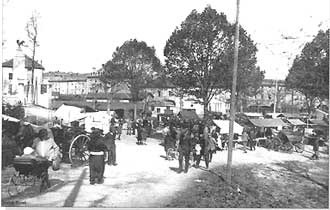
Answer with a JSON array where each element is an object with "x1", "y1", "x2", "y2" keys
[
  {"x1": 204, "y1": 103, "x2": 209, "y2": 119},
  {"x1": 31, "y1": 40, "x2": 36, "y2": 104},
  {"x1": 107, "y1": 92, "x2": 113, "y2": 115},
  {"x1": 134, "y1": 102, "x2": 137, "y2": 120}
]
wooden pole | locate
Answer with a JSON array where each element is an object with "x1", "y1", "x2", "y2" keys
[
  {"x1": 273, "y1": 79, "x2": 278, "y2": 113},
  {"x1": 226, "y1": 0, "x2": 240, "y2": 184}
]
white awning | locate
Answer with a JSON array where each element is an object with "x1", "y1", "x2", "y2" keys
[
  {"x1": 287, "y1": 119, "x2": 306, "y2": 126},
  {"x1": 213, "y1": 120, "x2": 244, "y2": 134}
]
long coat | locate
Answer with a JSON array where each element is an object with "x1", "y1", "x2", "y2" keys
[
  {"x1": 203, "y1": 126, "x2": 216, "y2": 153},
  {"x1": 178, "y1": 128, "x2": 192, "y2": 155},
  {"x1": 104, "y1": 127, "x2": 116, "y2": 150},
  {"x1": 164, "y1": 127, "x2": 177, "y2": 152}
]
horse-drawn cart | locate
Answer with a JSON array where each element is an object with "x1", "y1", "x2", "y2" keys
[{"x1": 2, "y1": 115, "x2": 91, "y2": 167}]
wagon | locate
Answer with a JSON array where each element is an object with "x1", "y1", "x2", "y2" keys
[
  {"x1": 7, "y1": 156, "x2": 51, "y2": 195},
  {"x1": 269, "y1": 129, "x2": 305, "y2": 153},
  {"x1": 50, "y1": 124, "x2": 91, "y2": 166},
  {"x1": 2, "y1": 115, "x2": 91, "y2": 167}
]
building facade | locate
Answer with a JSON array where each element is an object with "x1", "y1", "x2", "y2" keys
[{"x1": 2, "y1": 47, "x2": 50, "y2": 107}]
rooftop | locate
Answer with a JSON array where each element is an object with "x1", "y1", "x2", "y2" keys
[{"x1": 2, "y1": 55, "x2": 45, "y2": 70}]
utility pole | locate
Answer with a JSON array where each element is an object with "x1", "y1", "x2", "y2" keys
[
  {"x1": 273, "y1": 79, "x2": 278, "y2": 113},
  {"x1": 226, "y1": 0, "x2": 240, "y2": 184}
]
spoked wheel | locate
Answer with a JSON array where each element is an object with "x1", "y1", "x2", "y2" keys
[
  {"x1": 280, "y1": 143, "x2": 294, "y2": 153},
  {"x1": 272, "y1": 137, "x2": 282, "y2": 151},
  {"x1": 69, "y1": 134, "x2": 90, "y2": 166}
]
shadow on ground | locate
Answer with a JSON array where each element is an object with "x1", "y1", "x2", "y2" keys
[
  {"x1": 2, "y1": 178, "x2": 66, "y2": 206},
  {"x1": 1, "y1": 166, "x2": 87, "y2": 207},
  {"x1": 163, "y1": 161, "x2": 329, "y2": 208}
]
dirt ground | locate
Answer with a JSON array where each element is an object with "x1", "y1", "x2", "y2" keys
[{"x1": 1, "y1": 132, "x2": 329, "y2": 208}]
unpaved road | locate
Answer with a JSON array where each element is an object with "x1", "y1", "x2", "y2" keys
[{"x1": 2, "y1": 133, "x2": 329, "y2": 208}]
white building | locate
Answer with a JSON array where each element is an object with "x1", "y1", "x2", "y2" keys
[
  {"x1": 2, "y1": 46, "x2": 51, "y2": 107},
  {"x1": 145, "y1": 77, "x2": 229, "y2": 118}
]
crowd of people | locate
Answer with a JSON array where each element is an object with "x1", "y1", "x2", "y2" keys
[
  {"x1": 162, "y1": 118, "x2": 222, "y2": 173},
  {"x1": 8, "y1": 113, "x2": 323, "y2": 186}
]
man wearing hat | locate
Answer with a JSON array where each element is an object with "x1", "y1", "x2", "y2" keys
[
  {"x1": 177, "y1": 121, "x2": 192, "y2": 173},
  {"x1": 87, "y1": 127, "x2": 108, "y2": 184},
  {"x1": 104, "y1": 124, "x2": 118, "y2": 166}
]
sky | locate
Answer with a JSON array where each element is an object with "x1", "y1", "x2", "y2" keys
[{"x1": 2, "y1": 0, "x2": 329, "y2": 80}]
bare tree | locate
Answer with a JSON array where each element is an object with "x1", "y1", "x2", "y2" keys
[{"x1": 25, "y1": 11, "x2": 41, "y2": 104}]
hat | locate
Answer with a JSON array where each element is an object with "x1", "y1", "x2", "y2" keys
[{"x1": 39, "y1": 128, "x2": 48, "y2": 138}]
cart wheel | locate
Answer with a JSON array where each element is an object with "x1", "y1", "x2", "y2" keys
[{"x1": 69, "y1": 134, "x2": 90, "y2": 166}]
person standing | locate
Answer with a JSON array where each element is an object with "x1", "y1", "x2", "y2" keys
[
  {"x1": 141, "y1": 119, "x2": 148, "y2": 145},
  {"x1": 164, "y1": 122, "x2": 177, "y2": 160},
  {"x1": 117, "y1": 118, "x2": 123, "y2": 140},
  {"x1": 32, "y1": 128, "x2": 62, "y2": 171},
  {"x1": 16, "y1": 120, "x2": 35, "y2": 154},
  {"x1": 195, "y1": 120, "x2": 212, "y2": 169},
  {"x1": 126, "y1": 118, "x2": 132, "y2": 135},
  {"x1": 136, "y1": 120, "x2": 143, "y2": 145},
  {"x1": 87, "y1": 128, "x2": 108, "y2": 185},
  {"x1": 311, "y1": 130, "x2": 320, "y2": 160},
  {"x1": 177, "y1": 121, "x2": 192, "y2": 173},
  {"x1": 248, "y1": 129, "x2": 256, "y2": 151},
  {"x1": 104, "y1": 125, "x2": 118, "y2": 166},
  {"x1": 241, "y1": 129, "x2": 249, "y2": 153},
  {"x1": 132, "y1": 119, "x2": 137, "y2": 135}
]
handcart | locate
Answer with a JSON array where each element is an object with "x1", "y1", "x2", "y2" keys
[{"x1": 7, "y1": 156, "x2": 51, "y2": 195}]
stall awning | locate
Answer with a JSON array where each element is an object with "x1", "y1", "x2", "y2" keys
[
  {"x1": 213, "y1": 120, "x2": 244, "y2": 134},
  {"x1": 177, "y1": 110, "x2": 200, "y2": 120},
  {"x1": 249, "y1": 118, "x2": 288, "y2": 128},
  {"x1": 265, "y1": 113, "x2": 285, "y2": 118},
  {"x1": 244, "y1": 112, "x2": 263, "y2": 118},
  {"x1": 287, "y1": 119, "x2": 306, "y2": 126},
  {"x1": 309, "y1": 119, "x2": 329, "y2": 127}
]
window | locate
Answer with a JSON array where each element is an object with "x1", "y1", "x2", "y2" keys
[
  {"x1": 9, "y1": 73, "x2": 13, "y2": 80},
  {"x1": 158, "y1": 90, "x2": 161, "y2": 97},
  {"x1": 156, "y1": 108, "x2": 161, "y2": 113},
  {"x1": 41, "y1": 84, "x2": 47, "y2": 94}
]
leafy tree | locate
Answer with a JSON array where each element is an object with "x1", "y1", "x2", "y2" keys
[
  {"x1": 164, "y1": 6, "x2": 263, "y2": 116},
  {"x1": 222, "y1": 26, "x2": 265, "y2": 111},
  {"x1": 285, "y1": 29, "x2": 329, "y2": 114},
  {"x1": 103, "y1": 39, "x2": 162, "y2": 120}
]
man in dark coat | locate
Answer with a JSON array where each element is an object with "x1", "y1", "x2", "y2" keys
[
  {"x1": 104, "y1": 125, "x2": 118, "y2": 166},
  {"x1": 177, "y1": 122, "x2": 192, "y2": 173},
  {"x1": 195, "y1": 120, "x2": 212, "y2": 169},
  {"x1": 311, "y1": 130, "x2": 320, "y2": 160},
  {"x1": 164, "y1": 122, "x2": 177, "y2": 160},
  {"x1": 136, "y1": 120, "x2": 143, "y2": 145},
  {"x1": 15, "y1": 120, "x2": 35, "y2": 154},
  {"x1": 87, "y1": 128, "x2": 108, "y2": 185}
]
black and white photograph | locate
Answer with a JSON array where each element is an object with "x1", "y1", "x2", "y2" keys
[{"x1": 1, "y1": 0, "x2": 329, "y2": 208}]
